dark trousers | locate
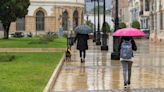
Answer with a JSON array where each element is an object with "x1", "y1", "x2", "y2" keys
[
  {"x1": 79, "y1": 50, "x2": 86, "y2": 59},
  {"x1": 121, "y1": 60, "x2": 133, "y2": 83}
]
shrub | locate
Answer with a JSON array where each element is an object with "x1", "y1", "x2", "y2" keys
[
  {"x1": 86, "y1": 20, "x2": 94, "y2": 29},
  {"x1": 119, "y1": 22, "x2": 127, "y2": 29},
  {"x1": 63, "y1": 33, "x2": 68, "y2": 38},
  {"x1": 132, "y1": 20, "x2": 140, "y2": 29},
  {"x1": 101, "y1": 22, "x2": 111, "y2": 33},
  {"x1": 28, "y1": 34, "x2": 58, "y2": 44}
]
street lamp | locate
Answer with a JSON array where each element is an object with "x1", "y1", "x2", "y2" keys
[
  {"x1": 86, "y1": 14, "x2": 89, "y2": 21},
  {"x1": 111, "y1": 0, "x2": 120, "y2": 60},
  {"x1": 101, "y1": 0, "x2": 108, "y2": 50},
  {"x1": 91, "y1": 0, "x2": 96, "y2": 42},
  {"x1": 96, "y1": 0, "x2": 101, "y2": 45}
]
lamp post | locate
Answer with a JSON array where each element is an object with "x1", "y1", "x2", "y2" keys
[
  {"x1": 111, "y1": 0, "x2": 120, "y2": 60},
  {"x1": 86, "y1": 14, "x2": 89, "y2": 21},
  {"x1": 96, "y1": 0, "x2": 101, "y2": 45},
  {"x1": 101, "y1": 0, "x2": 108, "y2": 50},
  {"x1": 92, "y1": 0, "x2": 96, "y2": 42}
]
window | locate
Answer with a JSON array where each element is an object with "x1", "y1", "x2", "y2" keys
[
  {"x1": 36, "y1": 11, "x2": 44, "y2": 31},
  {"x1": 145, "y1": 0, "x2": 149, "y2": 11},
  {"x1": 62, "y1": 11, "x2": 68, "y2": 31},
  {"x1": 81, "y1": 12, "x2": 83, "y2": 24},
  {"x1": 16, "y1": 18, "x2": 25, "y2": 31},
  {"x1": 73, "y1": 10, "x2": 79, "y2": 30}
]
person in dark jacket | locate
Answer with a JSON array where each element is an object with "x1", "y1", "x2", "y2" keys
[
  {"x1": 119, "y1": 36, "x2": 137, "y2": 88},
  {"x1": 74, "y1": 33, "x2": 89, "y2": 63}
]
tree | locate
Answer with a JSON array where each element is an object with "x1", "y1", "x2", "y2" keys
[
  {"x1": 86, "y1": 20, "x2": 94, "y2": 29},
  {"x1": 91, "y1": 5, "x2": 104, "y2": 14},
  {"x1": 89, "y1": 5, "x2": 111, "y2": 15},
  {"x1": 0, "y1": 0, "x2": 30, "y2": 39},
  {"x1": 119, "y1": 22, "x2": 127, "y2": 29},
  {"x1": 131, "y1": 20, "x2": 140, "y2": 29}
]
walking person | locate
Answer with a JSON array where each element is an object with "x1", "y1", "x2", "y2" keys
[
  {"x1": 74, "y1": 33, "x2": 89, "y2": 63},
  {"x1": 119, "y1": 36, "x2": 137, "y2": 88}
]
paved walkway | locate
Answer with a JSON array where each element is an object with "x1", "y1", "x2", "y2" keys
[{"x1": 52, "y1": 37, "x2": 164, "y2": 92}]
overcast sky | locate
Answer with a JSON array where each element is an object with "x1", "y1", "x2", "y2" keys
[{"x1": 85, "y1": 0, "x2": 112, "y2": 11}]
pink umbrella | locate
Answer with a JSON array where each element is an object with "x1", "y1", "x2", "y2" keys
[{"x1": 113, "y1": 28, "x2": 145, "y2": 36}]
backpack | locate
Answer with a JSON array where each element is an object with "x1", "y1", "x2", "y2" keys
[{"x1": 120, "y1": 40, "x2": 133, "y2": 59}]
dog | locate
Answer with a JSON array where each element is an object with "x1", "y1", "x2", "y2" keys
[{"x1": 65, "y1": 48, "x2": 71, "y2": 62}]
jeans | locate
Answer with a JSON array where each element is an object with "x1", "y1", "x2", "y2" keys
[{"x1": 121, "y1": 60, "x2": 133, "y2": 84}]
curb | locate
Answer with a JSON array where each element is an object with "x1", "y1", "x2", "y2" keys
[{"x1": 43, "y1": 54, "x2": 65, "y2": 92}]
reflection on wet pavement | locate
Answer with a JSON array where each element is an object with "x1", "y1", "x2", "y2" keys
[{"x1": 52, "y1": 38, "x2": 164, "y2": 92}]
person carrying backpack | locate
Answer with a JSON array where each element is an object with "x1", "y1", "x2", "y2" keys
[{"x1": 118, "y1": 36, "x2": 137, "y2": 88}]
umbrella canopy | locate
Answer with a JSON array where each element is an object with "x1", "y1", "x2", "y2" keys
[
  {"x1": 74, "y1": 24, "x2": 93, "y2": 34},
  {"x1": 113, "y1": 28, "x2": 145, "y2": 36}
]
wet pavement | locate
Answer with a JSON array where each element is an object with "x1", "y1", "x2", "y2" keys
[{"x1": 52, "y1": 37, "x2": 164, "y2": 92}]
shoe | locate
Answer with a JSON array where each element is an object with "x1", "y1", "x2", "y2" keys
[
  {"x1": 81, "y1": 58, "x2": 83, "y2": 63},
  {"x1": 124, "y1": 82, "x2": 127, "y2": 88},
  {"x1": 83, "y1": 58, "x2": 85, "y2": 63},
  {"x1": 127, "y1": 81, "x2": 130, "y2": 85}
]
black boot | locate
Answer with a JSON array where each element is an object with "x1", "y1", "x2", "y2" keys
[
  {"x1": 81, "y1": 58, "x2": 83, "y2": 63},
  {"x1": 83, "y1": 58, "x2": 85, "y2": 63},
  {"x1": 127, "y1": 80, "x2": 130, "y2": 85}
]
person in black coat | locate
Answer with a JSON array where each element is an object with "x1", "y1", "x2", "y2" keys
[
  {"x1": 118, "y1": 36, "x2": 137, "y2": 87},
  {"x1": 74, "y1": 33, "x2": 89, "y2": 63}
]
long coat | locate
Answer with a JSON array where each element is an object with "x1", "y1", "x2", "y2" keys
[{"x1": 74, "y1": 34, "x2": 89, "y2": 50}]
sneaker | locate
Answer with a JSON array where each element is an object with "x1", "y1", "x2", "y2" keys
[{"x1": 124, "y1": 82, "x2": 127, "y2": 88}]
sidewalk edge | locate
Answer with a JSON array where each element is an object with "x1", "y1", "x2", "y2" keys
[{"x1": 43, "y1": 54, "x2": 65, "y2": 92}]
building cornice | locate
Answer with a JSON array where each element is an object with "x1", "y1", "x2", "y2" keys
[{"x1": 31, "y1": 1, "x2": 84, "y2": 8}]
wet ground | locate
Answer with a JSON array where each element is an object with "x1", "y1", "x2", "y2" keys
[{"x1": 52, "y1": 38, "x2": 164, "y2": 92}]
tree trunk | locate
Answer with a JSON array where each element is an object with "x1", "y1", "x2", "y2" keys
[{"x1": 3, "y1": 23, "x2": 11, "y2": 39}]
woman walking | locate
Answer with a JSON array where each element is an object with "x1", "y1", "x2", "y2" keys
[
  {"x1": 119, "y1": 36, "x2": 137, "y2": 87},
  {"x1": 74, "y1": 33, "x2": 89, "y2": 63}
]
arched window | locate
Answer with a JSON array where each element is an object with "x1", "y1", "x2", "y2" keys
[
  {"x1": 73, "y1": 10, "x2": 79, "y2": 30},
  {"x1": 81, "y1": 11, "x2": 84, "y2": 24},
  {"x1": 36, "y1": 11, "x2": 44, "y2": 31},
  {"x1": 62, "y1": 11, "x2": 68, "y2": 31},
  {"x1": 16, "y1": 18, "x2": 25, "y2": 31}
]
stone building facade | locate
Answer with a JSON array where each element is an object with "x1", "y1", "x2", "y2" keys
[
  {"x1": 112, "y1": 0, "x2": 130, "y2": 26},
  {"x1": 0, "y1": 0, "x2": 85, "y2": 36},
  {"x1": 149, "y1": 0, "x2": 164, "y2": 42}
]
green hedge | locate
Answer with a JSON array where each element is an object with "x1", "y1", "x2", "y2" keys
[
  {"x1": 101, "y1": 22, "x2": 111, "y2": 33},
  {"x1": 119, "y1": 22, "x2": 127, "y2": 29},
  {"x1": 132, "y1": 20, "x2": 140, "y2": 29}
]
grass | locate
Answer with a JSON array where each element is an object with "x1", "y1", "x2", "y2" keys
[
  {"x1": 0, "y1": 37, "x2": 67, "y2": 48},
  {"x1": 0, "y1": 52, "x2": 63, "y2": 92}
]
